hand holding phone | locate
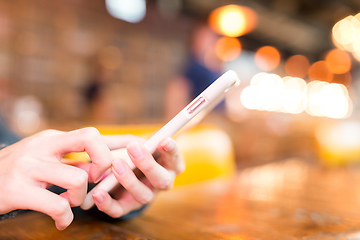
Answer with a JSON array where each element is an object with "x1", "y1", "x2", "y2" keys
[{"x1": 81, "y1": 70, "x2": 239, "y2": 210}]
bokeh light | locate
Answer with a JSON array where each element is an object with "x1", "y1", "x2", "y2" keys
[
  {"x1": 13, "y1": 96, "x2": 43, "y2": 135},
  {"x1": 325, "y1": 49, "x2": 351, "y2": 74},
  {"x1": 254, "y1": 46, "x2": 280, "y2": 71},
  {"x1": 306, "y1": 81, "x2": 351, "y2": 119},
  {"x1": 250, "y1": 72, "x2": 268, "y2": 86},
  {"x1": 332, "y1": 15, "x2": 357, "y2": 51},
  {"x1": 215, "y1": 37, "x2": 241, "y2": 62},
  {"x1": 281, "y1": 77, "x2": 307, "y2": 114},
  {"x1": 332, "y1": 12, "x2": 360, "y2": 65},
  {"x1": 262, "y1": 74, "x2": 284, "y2": 111},
  {"x1": 306, "y1": 81, "x2": 328, "y2": 117},
  {"x1": 352, "y1": 38, "x2": 360, "y2": 60},
  {"x1": 209, "y1": 4, "x2": 257, "y2": 37},
  {"x1": 240, "y1": 73, "x2": 351, "y2": 119},
  {"x1": 308, "y1": 61, "x2": 333, "y2": 82},
  {"x1": 285, "y1": 55, "x2": 310, "y2": 78},
  {"x1": 319, "y1": 83, "x2": 350, "y2": 119},
  {"x1": 332, "y1": 72, "x2": 352, "y2": 87}
]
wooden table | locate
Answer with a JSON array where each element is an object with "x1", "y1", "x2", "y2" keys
[{"x1": 2, "y1": 158, "x2": 360, "y2": 239}]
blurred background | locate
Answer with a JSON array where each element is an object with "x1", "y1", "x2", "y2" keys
[{"x1": 2, "y1": 0, "x2": 360, "y2": 169}]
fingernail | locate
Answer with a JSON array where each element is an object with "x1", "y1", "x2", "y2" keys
[
  {"x1": 127, "y1": 141, "x2": 144, "y2": 159},
  {"x1": 112, "y1": 158, "x2": 127, "y2": 175},
  {"x1": 94, "y1": 175, "x2": 103, "y2": 184},
  {"x1": 142, "y1": 192, "x2": 154, "y2": 204},
  {"x1": 93, "y1": 192, "x2": 104, "y2": 204},
  {"x1": 161, "y1": 138, "x2": 175, "y2": 152},
  {"x1": 157, "y1": 172, "x2": 173, "y2": 190},
  {"x1": 55, "y1": 223, "x2": 66, "y2": 231}
]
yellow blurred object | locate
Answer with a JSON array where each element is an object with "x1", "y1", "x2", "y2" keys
[
  {"x1": 64, "y1": 124, "x2": 236, "y2": 186},
  {"x1": 174, "y1": 125, "x2": 235, "y2": 185},
  {"x1": 315, "y1": 121, "x2": 360, "y2": 167}
]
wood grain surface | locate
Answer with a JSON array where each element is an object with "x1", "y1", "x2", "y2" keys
[{"x1": 2, "y1": 158, "x2": 360, "y2": 239}]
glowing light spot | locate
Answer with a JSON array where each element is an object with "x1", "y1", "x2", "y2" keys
[
  {"x1": 285, "y1": 55, "x2": 310, "y2": 78},
  {"x1": 306, "y1": 81, "x2": 328, "y2": 117},
  {"x1": 240, "y1": 72, "x2": 352, "y2": 119},
  {"x1": 339, "y1": 16, "x2": 356, "y2": 43},
  {"x1": 306, "y1": 81, "x2": 350, "y2": 119},
  {"x1": 17, "y1": 111, "x2": 41, "y2": 134},
  {"x1": 105, "y1": 0, "x2": 146, "y2": 23},
  {"x1": 332, "y1": 13, "x2": 360, "y2": 58},
  {"x1": 240, "y1": 85, "x2": 262, "y2": 110},
  {"x1": 332, "y1": 16, "x2": 355, "y2": 51},
  {"x1": 319, "y1": 83, "x2": 349, "y2": 119},
  {"x1": 241, "y1": 73, "x2": 284, "y2": 111},
  {"x1": 281, "y1": 77, "x2": 307, "y2": 114},
  {"x1": 13, "y1": 96, "x2": 43, "y2": 135},
  {"x1": 250, "y1": 72, "x2": 268, "y2": 86},
  {"x1": 308, "y1": 61, "x2": 333, "y2": 82},
  {"x1": 352, "y1": 38, "x2": 360, "y2": 60},
  {"x1": 209, "y1": 4, "x2": 257, "y2": 37},
  {"x1": 332, "y1": 72, "x2": 352, "y2": 87},
  {"x1": 221, "y1": 11, "x2": 244, "y2": 36},
  {"x1": 264, "y1": 74, "x2": 284, "y2": 111},
  {"x1": 325, "y1": 49, "x2": 351, "y2": 74},
  {"x1": 255, "y1": 46, "x2": 280, "y2": 71},
  {"x1": 215, "y1": 37, "x2": 241, "y2": 62}
]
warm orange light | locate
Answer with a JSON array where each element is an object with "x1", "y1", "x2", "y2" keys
[
  {"x1": 308, "y1": 61, "x2": 333, "y2": 82},
  {"x1": 285, "y1": 55, "x2": 310, "y2": 78},
  {"x1": 281, "y1": 77, "x2": 308, "y2": 114},
  {"x1": 332, "y1": 72, "x2": 352, "y2": 87},
  {"x1": 325, "y1": 49, "x2": 351, "y2": 74},
  {"x1": 209, "y1": 4, "x2": 257, "y2": 37},
  {"x1": 332, "y1": 16, "x2": 355, "y2": 51},
  {"x1": 215, "y1": 37, "x2": 241, "y2": 62},
  {"x1": 332, "y1": 12, "x2": 360, "y2": 63},
  {"x1": 254, "y1": 46, "x2": 280, "y2": 71}
]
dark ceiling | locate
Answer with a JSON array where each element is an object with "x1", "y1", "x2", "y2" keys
[{"x1": 177, "y1": 0, "x2": 360, "y2": 61}]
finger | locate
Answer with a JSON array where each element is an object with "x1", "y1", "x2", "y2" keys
[
  {"x1": 71, "y1": 162, "x2": 91, "y2": 173},
  {"x1": 127, "y1": 141, "x2": 171, "y2": 190},
  {"x1": 158, "y1": 138, "x2": 186, "y2": 174},
  {"x1": 33, "y1": 129, "x2": 64, "y2": 137},
  {"x1": 69, "y1": 162, "x2": 113, "y2": 182},
  {"x1": 92, "y1": 189, "x2": 143, "y2": 218},
  {"x1": 111, "y1": 158, "x2": 153, "y2": 204},
  {"x1": 44, "y1": 127, "x2": 113, "y2": 183},
  {"x1": 101, "y1": 135, "x2": 146, "y2": 151},
  {"x1": 19, "y1": 186, "x2": 73, "y2": 230},
  {"x1": 30, "y1": 161, "x2": 88, "y2": 207}
]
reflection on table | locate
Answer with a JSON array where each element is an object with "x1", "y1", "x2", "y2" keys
[{"x1": 2, "y1": 158, "x2": 360, "y2": 239}]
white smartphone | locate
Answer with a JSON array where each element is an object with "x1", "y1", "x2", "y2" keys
[{"x1": 81, "y1": 70, "x2": 239, "y2": 210}]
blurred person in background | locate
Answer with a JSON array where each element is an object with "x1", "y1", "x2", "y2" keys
[{"x1": 165, "y1": 23, "x2": 224, "y2": 120}]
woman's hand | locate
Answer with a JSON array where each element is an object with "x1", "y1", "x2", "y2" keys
[
  {"x1": 89, "y1": 136, "x2": 185, "y2": 218},
  {"x1": 0, "y1": 127, "x2": 114, "y2": 230}
]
